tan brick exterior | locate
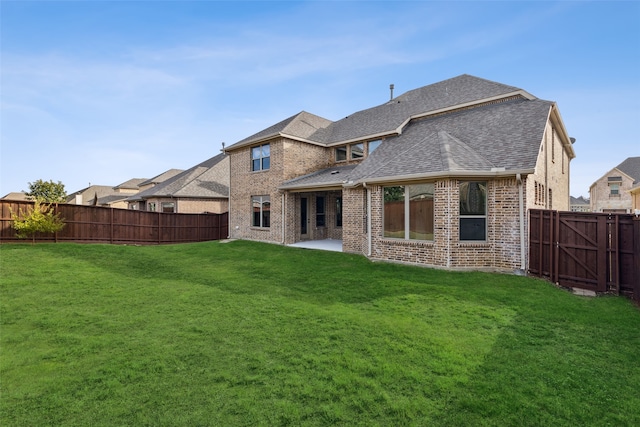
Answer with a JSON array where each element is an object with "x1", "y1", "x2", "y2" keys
[
  {"x1": 341, "y1": 178, "x2": 529, "y2": 272},
  {"x1": 525, "y1": 122, "x2": 571, "y2": 212},
  {"x1": 589, "y1": 169, "x2": 634, "y2": 213},
  {"x1": 227, "y1": 113, "x2": 571, "y2": 274}
]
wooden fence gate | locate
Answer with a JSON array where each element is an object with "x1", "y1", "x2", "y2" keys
[{"x1": 529, "y1": 209, "x2": 640, "y2": 300}]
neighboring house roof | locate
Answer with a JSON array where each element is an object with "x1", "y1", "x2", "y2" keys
[
  {"x1": 615, "y1": 156, "x2": 640, "y2": 184},
  {"x1": 66, "y1": 185, "x2": 117, "y2": 204},
  {"x1": 227, "y1": 74, "x2": 537, "y2": 150},
  {"x1": 570, "y1": 196, "x2": 590, "y2": 205},
  {"x1": 128, "y1": 153, "x2": 229, "y2": 201},
  {"x1": 114, "y1": 178, "x2": 146, "y2": 191},
  {"x1": 589, "y1": 156, "x2": 640, "y2": 189},
  {"x1": 93, "y1": 194, "x2": 131, "y2": 206},
  {"x1": 1, "y1": 192, "x2": 29, "y2": 201},
  {"x1": 138, "y1": 169, "x2": 184, "y2": 187}
]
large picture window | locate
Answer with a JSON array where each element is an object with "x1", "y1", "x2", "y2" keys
[
  {"x1": 383, "y1": 184, "x2": 434, "y2": 240},
  {"x1": 251, "y1": 195, "x2": 270, "y2": 228},
  {"x1": 251, "y1": 144, "x2": 270, "y2": 171},
  {"x1": 459, "y1": 181, "x2": 486, "y2": 241}
]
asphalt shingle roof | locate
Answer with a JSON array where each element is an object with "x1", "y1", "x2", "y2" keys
[
  {"x1": 130, "y1": 153, "x2": 228, "y2": 200},
  {"x1": 615, "y1": 156, "x2": 640, "y2": 184},
  {"x1": 228, "y1": 74, "x2": 527, "y2": 150},
  {"x1": 348, "y1": 98, "x2": 550, "y2": 183},
  {"x1": 309, "y1": 74, "x2": 526, "y2": 144},
  {"x1": 279, "y1": 164, "x2": 359, "y2": 190}
]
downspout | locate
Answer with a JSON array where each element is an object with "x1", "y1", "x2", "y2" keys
[
  {"x1": 517, "y1": 173, "x2": 526, "y2": 274},
  {"x1": 447, "y1": 181, "x2": 451, "y2": 268},
  {"x1": 227, "y1": 155, "x2": 231, "y2": 239},
  {"x1": 364, "y1": 182, "x2": 372, "y2": 257},
  {"x1": 281, "y1": 193, "x2": 285, "y2": 244}
]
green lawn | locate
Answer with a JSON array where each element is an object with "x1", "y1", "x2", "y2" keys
[{"x1": 1, "y1": 241, "x2": 639, "y2": 426}]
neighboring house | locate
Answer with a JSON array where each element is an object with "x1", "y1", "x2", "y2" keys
[
  {"x1": 589, "y1": 156, "x2": 640, "y2": 213},
  {"x1": 67, "y1": 179, "x2": 147, "y2": 209},
  {"x1": 136, "y1": 169, "x2": 184, "y2": 193},
  {"x1": 126, "y1": 153, "x2": 229, "y2": 213},
  {"x1": 569, "y1": 196, "x2": 590, "y2": 212},
  {"x1": 224, "y1": 74, "x2": 575, "y2": 273},
  {"x1": 631, "y1": 184, "x2": 640, "y2": 213},
  {"x1": 1, "y1": 192, "x2": 29, "y2": 201}
]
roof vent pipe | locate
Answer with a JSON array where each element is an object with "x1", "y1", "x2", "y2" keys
[{"x1": 390, "y1": 84, "x2": 394, "y2": 100}]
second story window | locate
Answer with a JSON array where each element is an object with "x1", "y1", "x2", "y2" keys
[
  {"x1": 350, "y1": 142, "x2": 364, "y2": 159},
  {"x1": 251, "y1": 143, "x2": 270, "y2": 171},
  {"x1": 610, "y1": 184, "x2": 620, "y2": 197},
  {"x1": 368, "y1": 139, "x2": 382, "y2": 154},
  {"x1": 335, "y1": 146, "x2": 347, "y2": 162}
]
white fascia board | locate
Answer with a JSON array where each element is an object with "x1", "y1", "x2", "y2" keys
[
  {"x1": 344, "y1": 169, "x2": 535, "y2": 187},
  {"x1": 549, "y1": 104, "x2": 576, "y2": 159}
]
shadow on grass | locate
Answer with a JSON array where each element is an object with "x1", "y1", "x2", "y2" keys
[{"x1": 25, "y1": 240, "x2": 559, "y2": 311}]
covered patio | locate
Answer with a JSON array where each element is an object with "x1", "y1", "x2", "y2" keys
[{"x1": 287, "y1": 239, "x2": 343, "y2": 252}]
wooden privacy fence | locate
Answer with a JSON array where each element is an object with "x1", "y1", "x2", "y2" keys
[
  {"x1": 0, "y1": 201, "x2": 228, "y2": 245},
  {"x1": 529, "y1": 209, "x2": 640, "y2": 301}
]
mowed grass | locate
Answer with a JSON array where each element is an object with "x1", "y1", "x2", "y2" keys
[{"x1": 1, "y1": 241, "x2": 639, "y2": 426}]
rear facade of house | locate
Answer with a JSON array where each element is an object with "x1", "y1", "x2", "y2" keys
[{"x1": 225, "y1": 75, "x2": 575, "y2": 272}]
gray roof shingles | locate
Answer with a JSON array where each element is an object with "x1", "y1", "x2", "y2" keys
[
  {"x1": 615, "y1": 156, "x2": 640, "y2": 184},
  {"x1": 130, "y1": 153, "x2": 228, "y2": 200},
  {"x1": 237, "y1": 74, "x2": 555, "y2": 188},
  {"x1": 229, "y1": 74, "x2": 525, "y2": 149}
]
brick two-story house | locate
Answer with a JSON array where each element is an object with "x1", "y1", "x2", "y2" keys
[
  {"x1": 589, "y1": 156, "x2": 640, "y2": 213},
  {"x1": 225, "y1": 75, "x2": 575, "y2": 273}
]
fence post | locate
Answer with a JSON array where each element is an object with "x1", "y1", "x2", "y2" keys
[
  {"x1": 110, "y1": 208, "x2": 114, "y2": 244},
  {"x1": 54, "y1": 203, "x2": 59, "y2": 243},
  {"x1": 634, "y1": 216, "x2": 640, "y2": 302},
  {"x1": 596, "y1": 214, "x2": 608, "y2": 292}
]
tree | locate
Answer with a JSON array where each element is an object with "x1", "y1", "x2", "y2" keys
[
  {"x1": 26, "y1": 179, "x2": 67, "y2": 203},
  {"x1": 10, "y1": 199, "x2": 65, "y2": 243}
]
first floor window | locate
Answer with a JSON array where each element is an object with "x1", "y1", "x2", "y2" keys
[
  {"x1": 459, "y1": 181, "x2": 486, "y2": 241},
  {"x1": 148, "y1": 202, "x2": 157, "y2": 212},
  {"x1": 252, "y1": 195, "x2": 270, "y2": 227},
  {"x1": 316, "y1": 196, "x2": 325, "y2": 227},
  {"x1": 383, "y1": 183, "x2": 434, "y2": 240},
  {"x1": 336, "y1": 197, "x2": 343, "y2": 227},
  {"x1": 161, "y1": 202, "x2": 175, "y2": 213}
]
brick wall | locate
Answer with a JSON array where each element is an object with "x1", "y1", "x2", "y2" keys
[
  {"x1": 343, "y1": 178, "x2": 527, "y2": 272},
  {"x1": 526, "y1": 121, "x2": 571, "y2": 211},
  {"x1": 229, "y1": 138, "x2": 334, "y2": 243},
  {"x1": 590, "y1": 171, "x2": 634, "y2": 213}
]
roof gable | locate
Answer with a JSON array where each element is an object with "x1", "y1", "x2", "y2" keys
[
  {"x1": 347, "y1": 98, "x2": 552, "y2": 183},
  {"x1": 228, "y1": 111, "x2": 332, "y2": 149}
]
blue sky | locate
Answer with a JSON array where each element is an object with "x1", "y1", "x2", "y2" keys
[{"x1": 1, "y1": 1, "x2": 638, "y2": 198}]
